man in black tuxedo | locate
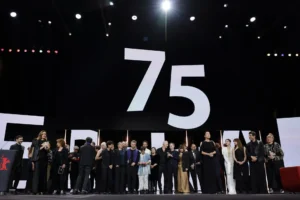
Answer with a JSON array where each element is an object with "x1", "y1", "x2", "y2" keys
[
  {"x1": 9, "y1": 135, "x2": 24, "y2": 194},
  {"x1": 189, "y1": 144, "x2": 202, "y2": 193},
  {"x1": 73, "y1": 137, "x2": 96, "y2": 194},
  {"x1": 156, "y1": 141, "x2": 169, "y2": 194},
  {"x1": 100, "y1": 140, "x2": 114, "y2": 194},
  {"x1": 166, "y1": 143, "x2": 179, "y2": 194}
]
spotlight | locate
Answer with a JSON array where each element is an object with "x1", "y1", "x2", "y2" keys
[
  {"x1": 281, "y1": 54, "x2": 284, "y2": 57},
  {"x1": 108, "y1": 22, "x2": 112, "y2": 26},
  {"x1": 39, "y1": 50, "x2": 43, "y2": 53},
  {"x1": 132, "y1": 15, "x2": 138, "y2": 20},
  {"x1": 250, "y1": 17, "x2": 256, "y2": 22},
  {"x1": 17, "y1": 49, "x2": 20, "y2": 53},
  {"x1": 9, "y1": 49, "x2": 12, "y2": 52},
  {"x1": 54, "y1": 50, "x2": 58, "y2": 54},
  {"x1": 225, "y1": 25, "x2": 228, "y2": 28},
  {"x1": 190, "y1": 16, "x2": 195, "y2": 21},
  {"x1": 24, "y1": 49, "x2": 27, "y2": 53},
  {"x1": 32, "y1": 49, "x2": 35, "y2": 53},
  {"x1": 10, "y1": 12, "x2": 17, "y2": 18},
  {"x1": 296, "y1": 53, "x2": 299, "y2": 57},
  {"x1": 69, "y1": 33, "x2": 72, "y2": 36},
  {"x1": 224, "y1": 4, "x2": 228, "y2": 8},
  {"x1": 1, "y1": 48, "x2": 4, "y2": 52},
  {"x1": 288, "y1": 53, "x2": 291, "y2": 57},
  {"x1": 267, "y1": 53, "x2": 271, "y2": 57},
  {"x1": 48, "y1": 21, "x2": 52, "y2": 24},
  {"x1": 75, "y1": 14, "x2": 81, "y2": 19},
  {"x1": 38, "y1": 20, "x2": 42, "y2": 23},
  {"x1": 284, "y1": 26, "x2": 287, "y2": 29},
  {"x1": 274, "y1": 53, "x2": 277, "y2": 57},
  {"x1": 109, "y1": 1, "x2": 114, "y2": 6},
  {"x1": 106, "y1": 33, "x2": 109, "y2": 37},
  {"x1": 219, "y1": 36, "x2": 222, "y2": 39},
  {"x1": 47, "y1": 50, "x2": 51, "y2": 54},
  {"x1": 257, "y1": 36, "x2": 260, "y2": 39},
  {"x1": 246, "y1": 24, "x2": 249, "y2": 27},
  {"x1": 162, "y1": 0, "x2": 171, "y2": 12}
]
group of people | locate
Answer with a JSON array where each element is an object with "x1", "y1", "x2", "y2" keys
[{"x1": 7, "y1": 130, "x2": 285, "y2": 195}]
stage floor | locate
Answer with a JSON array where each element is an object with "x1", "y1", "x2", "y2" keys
[{"x1": 0, "y1": 194, "x2": 299, "y2": 200}]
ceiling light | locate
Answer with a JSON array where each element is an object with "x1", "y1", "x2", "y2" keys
[
  {"x1": 288, "y1": 53, "x2": 291, "y2": 57},
  {"x1": 296, "y1": 54, "x2": 299, "y2": 57},
  {"x1": 246, "y1": 24, "x2": 249, "y2": 27},
  {"x1": 162, "y1": 0, "x2": 171, "y2": 12},
  {"x1": 224, "y1": 4, "x2": 228, "y2": 8},
  {"x1": 108, "y1": 22, "x2": 112, "y2": 26},
  {"x1": 257, "y1": 36, "x2": 260, "y2": 39},
  {"x1": 219, "y1": 36, "x2": 222, "y2": 39},
  {"x1": 39, "y1": 50, "x2": 43, "y2": 53},
  {"x1": 225, "y1": 25, "x2": 228, "y2": 28},
  {"x1": 1, "y1": 48, "x2": 4, "y2": 52},
  {"x1": 24, "y1": 49, "x2": 27, "y2": 53},
  {"x1": 9, "y1": 49, "x2": 12, "y2": 52},
  {"x1": 48, "y1": 21, "x2": 52, "y2": 24},
  {"x1": 250, "y1": 17, "x2": 256, "y2": 22},
  {"x1": 69, "y1": 33, "x2": 72, "y2": 36},
  {"x1": 132, "y1": 15, "x2": 138, "y2": 20},
  {"x1": 32, "y1": 49, "x2": 35, "y2": 53},
  {"x1": 109, "y1": 1, "x2": 114, "y2": 6},
  {"x1": 47, "y1": 50, "x2": 51, "y2": 54},
  {"x1": 54, "y1": 50, "x2": 58, "y2": 54},
  {"x1": 274, "y1": 53, "x2": 277, "y2": 57},
  {"x1": 284, "y1": 26, "x2": 287, "y2": 29},
  {"x1": 75, "y1": 14, "x2": 81, "y2": 19},
  {"x1": 281, "y1": 54, "x2": 284, "y2": 57},
  {"x1": 106, "y1": 33, "x2": 109, "y2": 37},
  {"x1": 267, "y1": 53, "x2": 271, "y2": 57},
  {"x1": 17, "y1": 49, "x2": 20, "y2": 53},
  {"x1": 10, "y1": 12, "x2": 17, "y2": 18},
  {"x1": 38, "y1": 20, "x2": 42, "y2": 23},
  {"x1": 190, "y1": 16, "x2": 195, "y2": 21}
]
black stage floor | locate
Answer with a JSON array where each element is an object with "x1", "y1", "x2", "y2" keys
[{"x1": 0, "y1": 194, "x2": 299, "y2": 200}]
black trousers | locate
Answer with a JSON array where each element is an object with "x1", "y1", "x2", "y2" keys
[
  {"x1": 53, "y1": 171, "x2": 66, "y2": 191},
  {"x1": 250, "y1": 162, "x2": 267, "y2": 194},
  {"x1": 114, "y1": 166, "x2": 126, "y2": 193},
  {"x1": 101, "y1": 167, "x2": 113, "y2": 193},
  {"x1": 190, "y1": 166, "x2": 202, "y2": 192},
  {"x1": 266, "y1": 160, "x2": 283, "y2": 190},
  {"x1": 127, "y1": 165, "x2": 138, "y2": 193},
  {"x1": 32, "y1": 160, "x2": 48, "y2": 194},
  {"x1": 70, "y1": 169, "x2": 79, "y2": 189},
  {"x1": 9, "y1": 165, "x2": 22, "y2": 190},
  {"x1": 167, "y1": 165, "x2": 178, "y2": 192},
  {"x1": 75, "y1": 165, "x2": 92, "y2": 192},
  {"x1": 158, "y1": 165, "x2": 168, "y2": 191},
  {"x1": 90, "y1": 169, "x2": 96, "y2": 192}
]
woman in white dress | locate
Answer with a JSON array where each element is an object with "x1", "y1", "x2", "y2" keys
[{"x1": 222, "y1": 139, "x2": 236, "y2": 195}]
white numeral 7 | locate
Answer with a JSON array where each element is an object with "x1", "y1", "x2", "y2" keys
[{"x1": 125, "y1": 48, "x2": 165, "y2": 111}]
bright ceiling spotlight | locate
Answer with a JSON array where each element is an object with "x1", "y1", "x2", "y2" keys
[
  {"x1": 39, "y1": 50, "x2": 43, "y2": 53},
  {"x1": 288, "y1": 53, "x2": 292, "y2": 57},
  {"x1": 190, "y1": 16, "x2": 195, "y2": 21},
  {"x1": 108, "y1": 22, "x2": 112, "y2": 26},
  {"x1": 245, "y1": 24, "x2": 249, "y2": 27},
  {"x1": 224, "y1": 4, "x2": 228, "y2": 8},
  {"x1": 132, "y1": 15, "x2": 138, "y2": 20},
  {"x1": 38, "y1": 20, "x2": 42, "y2": 23},
  {"x1": 162, "y1": 0, "x2": 171, "y2": 12},
  {"x1": 69, "y1": 33, "x2": 72, "y2": 36},
  {"x1": 257, "y1": 36, "x2": 261, "y2": 39},
  {"x1": 54, "y1": 50, "x2": 58, "y2": 54},
  {"x1": 284, "y1": 26, "x2": 287, "y2": 29},
  {"x1": 267, "y1": 53, "x2": 271, "y2": 57},
  {"x1": 281, "y1": 54, "x2": 284, "y2": 57},
  {"x1": 109, "y1": 1, "x2": 114, "y2": 6},
  {"x1": 24, "y1": 49, "x2": 27, "y2": 53},
  {"x1": 17, "y1": 49, "x2": 20, "y2": 53},
  {"x1": 10, "y1": 12, "x2": 17, "y2": 18},
  {"x1": 219, "y1": 36, "x2": 222, "y2": 39},
  {"x1": 75, "y1": 14, "x2": 81, "y2": 19},
  {"x1": 32, "y1": 49, "x2": 35, "y2": 53},
  {"x1": 8, "y1": 49, "x2": 12, "y2": 52},
  {"x1": 48, "y1": 21, "x2": 52, "y2": 24},
  {"x1": 47, "y1": 50, "x2": 51, "y2": 54},
  {"x1": 274, "y1": 53, "x2": 278, "y2": 57},
  {"x1": 225, "y1": 24, "x2": 228, "y2": 28},
  {"x1": 106, "y1": 33, "x2": 109, "y2": 37},
  {"x1": 0, "y1": 48, "x2": 4, "y2": 52},
  {"x1": 250, "y1": 17, "x2": 256, "y2": 22},
  {"x1": 296, "y1": 53, "x2": 299, "y2": 57}
]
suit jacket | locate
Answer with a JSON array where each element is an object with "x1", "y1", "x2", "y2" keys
[
  {"x1": 167, "y1": 150, "x2": 179, "y2": 167},
  {"x1": 246, "y1": 140, "x2": 265, "y2": 163},
  {"x1": 189, "y1": 150, "x2": 201, "y2": 170},
  {"x1": 181, "y1": 152, "x2": 190, "y2": 172},
  {"x1": 79, "y1": 143, "x2": 96, "y2": 166},
  {"x1": 101, "y1": 149, "x2": 113, "y2": 168},
  {"x1": 10, "y1": 143, "x2": 24, "y2": 167}
]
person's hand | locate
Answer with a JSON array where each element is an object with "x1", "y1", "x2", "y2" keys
[
  {"x1": 72, "y1": 157, "x2": 77, "y2": 160},
  {"x1": 109, "y1": 165, "x2": 113, "y2": 169},
  {"x1": 151, "y1": 165, "x2": 154, "y2": 169},
  {"x1": 32, "y1": 162, "x2": 35, "y2": 171},
  {"x1": 251, "y1": 156, "x2": 257, "y2": 162},
  {"x1": 131, "y1": 162, "x2": 136, "y2": 166},
  {"x1": 196, "y1": 162, "x2": 201, "y2": 165},
  {"x1": 62, "y1": 164, "x2": 66, "y2": 169},
  {"x1": 185, "y1": 168, "x2": 188, "y2": 171},
  {"x1": 209, "y1": 153, "x2": 213, "y2": 157},
  {"x1": 191, "y1": 164, "x2": 194, "y2": 170}
]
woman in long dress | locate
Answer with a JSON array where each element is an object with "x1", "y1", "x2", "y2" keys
[
  {"x1": 233, "y1": 138, "x2": 249, "y2": 193},
  {"x1": 138, "y1": 147, "x2": 151, "y2": 194},
  {"x1": 150, "y1": 147, "x2": 159, "y2": 193},
  {"x1": 177, "y1": 144, "x2": 190, "y2": 194},
  {"x1": 222, "y1": 139, "x2": 236, "y2": 195},
  {"x1": 200, "y1": 131, "x2": 217, "y2": 194}
]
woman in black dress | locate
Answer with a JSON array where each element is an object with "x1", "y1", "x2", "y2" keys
[
  {"x1": 150, "y1": 147, "x2": 159, "y2": 193},
  {"x1": 31, "y1": 130, "x2": 50, "y2": 195},
  {"x1": 200, "y1": 131, "x2": 217, "y2": 194},
  {"x1": 233, "y1": 138, "x2": 249, "y2": 193},
  {"x1": 51, "y1": 138, "x2": 68, "y2": 195}
]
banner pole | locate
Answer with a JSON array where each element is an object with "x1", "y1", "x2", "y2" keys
[
  {"x1": 259, "y1": 130, "x2": 270, "y2": 194},
  {"x1": 98, "y1": 129, "x2": 100, "y2": 145},
  {"x1": 64, "y1": 129, "x2": 67, "y2": 143},
  {"x1": 220, "y1": 130, "x2": 227, "y2": 194}
]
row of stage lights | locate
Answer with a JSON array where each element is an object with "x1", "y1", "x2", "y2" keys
[
  {"x1": 267, "y1": 53, "x2": 299, "y2": 57},
  {"x1": 0, "y1": 48, "x2": 58, "y2": 54}
]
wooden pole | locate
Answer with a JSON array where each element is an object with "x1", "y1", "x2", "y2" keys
[
  {"x1": 64, "y1": 129, "x2": 67, "y2": 143},
  {"x1": 220, "y1": 130, "x2": 228, "y2": 194},
  {"x1": 259, "y1": 130, "x2": 270, "y2": 194}
]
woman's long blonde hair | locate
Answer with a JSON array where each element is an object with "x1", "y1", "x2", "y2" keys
[{"x1": 37, "y1": 130, "x2": 47, "y2": 140}]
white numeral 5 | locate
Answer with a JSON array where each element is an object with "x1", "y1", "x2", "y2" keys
[{"x1": 168, "y1": 65, "x2": 210, "y2": 129}]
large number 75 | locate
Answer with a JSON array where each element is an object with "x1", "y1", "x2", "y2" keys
[{"x1": 125, "y1": 48, "x2": 210, "y2": 129}]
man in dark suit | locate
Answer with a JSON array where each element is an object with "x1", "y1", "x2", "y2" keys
[
  {"x1": 166, "y1": 143, "x2": 179, "y2": 194},
  {"x1": 100, "y1": 140, "x2": 114, "y2": 194},
  {"x1": 156, "y1": 141, "x2": 169, "y2": 194},
  {"x1": 189, "y1": 144, "x2": 202, "y2": 193},
  {"x1": 73, "y1": 137, "x2": 96, "y2": 194},
  {"x1": 9, "y1": 135, "x2": 24, "y2": 194}
]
